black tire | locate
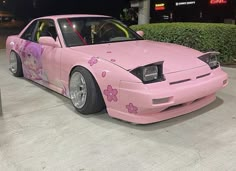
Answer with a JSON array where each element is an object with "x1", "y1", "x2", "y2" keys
[
  {"x1": 69, "y1": 66, "x2": 105, "y2": 114},
  {"x1": 9, "y1": 51, "x2": 23, "y2": 77}
]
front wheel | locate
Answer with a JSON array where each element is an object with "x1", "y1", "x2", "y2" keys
[
  {"x1": 69, "y1": 67, "x2": 105, "y2": 114},
  {"x1": 9, "y1": 51, "x2": 23, "y2": 77}
]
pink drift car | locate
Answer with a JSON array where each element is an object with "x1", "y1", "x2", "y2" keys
[{"x1": 6, "y1": 15, "x2": 228, "y2": 124}]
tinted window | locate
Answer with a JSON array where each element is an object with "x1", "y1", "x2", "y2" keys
[
  {"x1": 21, "y1": 21, "x2": 37, "y2": 41},
  {"x1": 33, "y1": 19, "x2": 57, "y2": 42},
  {"x1": 21, "y1": 19, "x2": 57, "y2": 43},
  {"x1": 58, "y1": 17, "x2": 142, "y2": 47}
]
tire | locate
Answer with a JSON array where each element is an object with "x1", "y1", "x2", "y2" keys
[
  {"x1": 9, "y1": 51, "x2": 23, "y2": 77},
  {"x1": 69, "y1": 66, "x2": 105, "y2": 114}
]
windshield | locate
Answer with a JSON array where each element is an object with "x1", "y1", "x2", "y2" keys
[{"x1": 58, "y1": 17, "x2": 143, "y2": 47}]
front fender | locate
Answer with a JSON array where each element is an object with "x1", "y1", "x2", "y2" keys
[{"x1": 60, "y1": 49, "x2": 141, "y2": 108}]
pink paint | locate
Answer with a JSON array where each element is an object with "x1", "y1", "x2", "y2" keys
[
  {"x1": 102, "y1": 71, "x2": 106, "y2": 78},
  {"x1": 88, "y1": 57, "x2": 98, "y2": 66},
  {"x1": 126, "y1": 103, "x2": 138, "y2": 114},
  {"x1": 5, "y1": 14, "x2": 228, "y2": 124},
  {"x1": 103, "y1": 85, "x2": 118, "y2": 102},
  {"x1": 21, "y1": 42, "x2": 44, "y2": 80},
  {"x1": 15, "y1": 44, "x2": 19, "y2": 51},
  {"x1": 61, "y1": 84, "x2": 67, "y2": 96}
]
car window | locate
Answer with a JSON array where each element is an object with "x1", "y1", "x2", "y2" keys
[
  {"x1": 33, "y1": 19, "x2": 57, "y2": 42},
  {"x1": 58, "y1": 17, "x2": 143, "y2": 47},
  {"x1": 58, "y1": 19, "x2": 85, "y2": 47},
  {"x1": 21, "y1": 21, "x2": 37, "y2": 41},
  {"x1": 21, "y1": 19, "x2": 57, "y2": 43}
]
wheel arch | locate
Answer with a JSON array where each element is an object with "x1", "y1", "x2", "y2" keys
[
  {"x1": 69, "y1": 64, "x2": 106, "y2": 107},
  {"x1": 67, "y1": 59, "x2": 142, "y2": 110},
  {"x1": 10, "y1": 49, "x2": 20, "y2": 58},
  {"x1": 10, "y1": 49, "x2": 23, "y2": 66},
  {"x1": 9, "y1": 50, "x2": 24, "y2": 77}
]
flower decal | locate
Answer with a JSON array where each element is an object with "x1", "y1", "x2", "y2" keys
[
  {"x1": 126, "y1": 103, "x2": 138, "y2": 114},
  {"x1": 102, "y1": 71, "x2": 106, "y2": 78},
  {"x1": 88, "y1": 57, "x2": 98, "y2": 66},
  {"x1": 103, "y1": 85, "x2": 118, "y2": 102}
]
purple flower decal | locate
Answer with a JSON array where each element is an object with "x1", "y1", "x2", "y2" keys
[
  {"x1": 88, "y1": 57, "x2": 98, "y2": 66},
  {"x1": 126, "y1": 103, "x2": 138, "y2": 114},
  {"x1": 102, "y1": 71, "x2": 106, "y2": 78},
  {"x1": 103, "y1": 85, "x2": 118, "y2": 102},
  {"x1": 110, "y1": 59, "x2": 116, "y2": 62}
]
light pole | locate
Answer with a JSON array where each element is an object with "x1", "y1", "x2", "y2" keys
[
  {"x1": 131, "y1": 0, "x2": 150, "y2": 24},
  {"x1": 33, "y1": 0, "x2": 37, "y2": 8},
  {"x1": 138, "y1": 0, "x2": 150, "y2": 24}
]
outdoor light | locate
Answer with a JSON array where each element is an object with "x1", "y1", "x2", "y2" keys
[
  {"x1": 210, "y1": 0, "x2": 227, "y2": 5},
  {"x1": 155, "y1": 3, "x2": 165, "y2": 11},
  {"x1": 175, "y1": 1, "x2": 196, "y2": 6}
]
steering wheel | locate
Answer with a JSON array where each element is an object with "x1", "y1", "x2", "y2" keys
[{"x1": 96, "y1": 22, "x2": 116, "y2": 41}]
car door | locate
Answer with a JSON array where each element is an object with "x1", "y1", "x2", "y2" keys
[
  {"x1": 20, "y1": 19, "x2": 62, "y2": 89},
  {"x1": 20, "y1": 20, "x2": 44, "y2": 82}
]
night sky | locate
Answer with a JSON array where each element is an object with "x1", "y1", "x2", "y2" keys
[
  {"x1": 2, "y1": 0, "x2": 130, "y2": 19},
  {"x1": 1, "y1": 0, "x2": 235, "y2": 22}
]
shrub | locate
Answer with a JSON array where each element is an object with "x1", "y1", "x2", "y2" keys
[{"x1": 131, "y1": 23, "x2": 236, "y2": 64}]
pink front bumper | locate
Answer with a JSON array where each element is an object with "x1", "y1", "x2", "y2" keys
[{"x1": 107, "y1": 67, "x2": 228, "y2": 124}]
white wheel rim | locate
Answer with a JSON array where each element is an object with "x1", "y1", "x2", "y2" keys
[
  {"x1": 70, "y1": 72, "x2": 87, "y2": 109},
  {"x1": 10, "y1": 52, "x2": 17, "y2": 74}
]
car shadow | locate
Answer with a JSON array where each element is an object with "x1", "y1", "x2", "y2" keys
[
  {"x1": 13, "y1": 75, "x2": 224, "y2": 131},
  {"x1": 23, "y1": 78, "x2": 71, "y2": 104},
  {"x1": 77, "y1": 96, "x2": 224, "y2": 130}
]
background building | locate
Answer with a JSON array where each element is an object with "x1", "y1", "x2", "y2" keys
[
  {"x1": 0, "y1": 10, "x2": 13, "y2": 22},
  {"x1": 150, "y1": 0, "x2": 236, "y2": 23}
]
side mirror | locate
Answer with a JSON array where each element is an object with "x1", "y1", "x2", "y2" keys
[
  {"x1": 136, "y1": 30, "x2": 144, "y2": 37},
  {"x1": 39, "y1": 36, "x2": 59, "y2": 47}
]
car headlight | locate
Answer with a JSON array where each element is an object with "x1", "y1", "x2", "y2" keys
[
  {"x1": 198, "y1": 53, "x2": 219, "y2": 70},
  {"x1": 131, "y1": 62, "x2": 165, "y2": 84}
]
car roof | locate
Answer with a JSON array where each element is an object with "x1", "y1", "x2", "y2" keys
[{"x1": 38, "y1": 14, "x2": 110, "y2": 20}]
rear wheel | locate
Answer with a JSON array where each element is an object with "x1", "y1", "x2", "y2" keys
[
  {"x1": 9, "y1": 51, "x2": 23, "y2": 77},
  {"x1": 69, "y1": 67, "x2": 105, "y2": 114}
]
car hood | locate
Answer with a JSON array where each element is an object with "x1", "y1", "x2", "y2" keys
[{"x1": 70, "y1": 40, "x2": 205, "y2": 74}]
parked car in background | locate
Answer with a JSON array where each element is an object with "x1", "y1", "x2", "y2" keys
[{"x1": 6, "y1": 14, "x2": 228, "y2": 124}]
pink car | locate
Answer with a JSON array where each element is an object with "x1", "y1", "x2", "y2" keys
[{"x1": 6, "y1": 15, "x2": 228, "y2": 124}]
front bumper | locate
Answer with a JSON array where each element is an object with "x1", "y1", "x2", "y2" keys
[{"x1": 107, "y1": 66, "x2": 228, "y2": 124}]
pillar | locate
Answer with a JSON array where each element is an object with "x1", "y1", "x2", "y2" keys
[{"x1": 138, "y1": 0, "x2": 150, "y2": 24}]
